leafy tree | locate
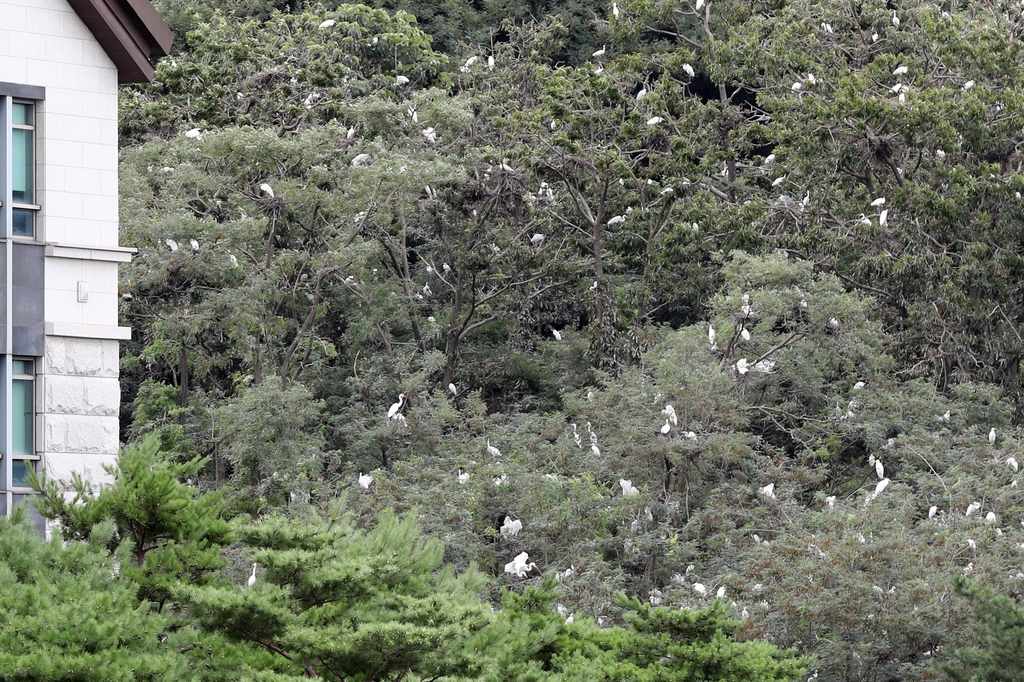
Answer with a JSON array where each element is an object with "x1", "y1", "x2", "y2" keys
[
  {"x1": 0, "y1": 507, "x2": 181, "y2": 680},
  {"x1": 939, "y1": 577, "x2": 1024, "y2": 682}
]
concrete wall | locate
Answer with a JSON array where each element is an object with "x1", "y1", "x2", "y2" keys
[{"x1": 1, "y1": 0, "x2": 128, "y2": 492}]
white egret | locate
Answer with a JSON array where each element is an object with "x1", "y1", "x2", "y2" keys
[
  {"x1": 758, "y1": 483, "x2": 776, "y2": 500},
  {"x1": 963, "y1": 80, "x2": 975, "y2": 90},
  {"x1": 487, "y1": 440, "x2": 502, "y2": 457},
  {"x1": 346, "y1": 126, "x2": 356, "y2": 139},
  {"x1": 988, "y1": 427, "x2": 996, "y2": 444},
  {"x1": 387, "y1": 394, "x2": 405, "y2": 420},
  {"x1": 828, "y1": 317, "x2": 840, "y2": 330},
  {"x1": 772, "y1": 175, "x2": 786, "y2": 187},
  {"x1": 530, "y1": 233, "x2": 545, "y2": 246},
  {"x1": 717, "y1": 585, "x2": 726, "y2": 599},
  {"x1": 825, "y1": 496, "x2": 836, "y2": 508},
  {"x1": 248, "y1": 563, "x2": 257, "y2": 587},
  {"x1": 892, "y1": 11, "x2": 899, "y2": 27},
  {"x1": 501, "y1": 516, "x2": 523, "y2": 538},
  {"x1": 565, "y1": 614, "x2": 574, "y2": 624},
  {"x1": 493, "y1": 473, "x2": 508, "y2": 486},
  {"x1": 684, "y1": 431, "x2": 696, "y2": 439},
  {"x1": 646, "y1": 116, "x2": 664, "y2": 125},
  {"x1": 893, "y1": 65, "x2": 908, "y2": 76},
  {"x1": 872, "y1": 477, "x2": 889, "y2": 498},
  {"x1": 636, "y1": 88, "x2": 647, "y2": 101},
  {"x1": 442, "y1": 262, "x2": 451, "y2": 273},
  {"x1": 358, "y1": 473, "x2": 373, "y2": 489},
  {"x1": 853, "y1": 381, "x2": 866, "y2": 390},
  {"x1": 875, "y1": 460, "x2": 885, "y2": 479},
  {"x1": 591, "y1": 443, "x2": 601, "y2": 456},
  {"x1": 935, "y1": 149, "x2": 946, "y2": 158},
  {"x1": 448, "y1": 383, "x2": 457, "y2": 396},
  {"x1": 736, "y1": 358, "x2": 750, "y2": 375},
  {"x1": 488, "y1": 55, "x2": 495, "y2": 69},
  {"x1": 708, "y1": 325, "x2": 716, "y2": 346},
  {"x1": 165, "y1": 239, "x2": 179, "y2": 252},
  {"x1": 662, "y1": 404, "x2": 678, "y2": 426},
  {"x1": 985, "y1": 511, "x2": 997, "y2": 522},
  {"x1": 929, "y1": 505, "x2": 938, "y2": 518},
  {"x1": 185, "y1": 128, "x2": 202, "y2": 140},
  {"x1": 870, "y1": 197, "x2": 885, "y2": 207},
  {"x1": 499, "y1": 158, "x2": 514, "y2": 172},
  {"x1": 661, "y1": 419, "x2": 671, "y2": 435},
  {"x1": 682, "y1": 63, "x2": 695, "y2": 78},
  {"x1": 422, "y1": 127, "x2": 437, "y2": 144},
  {"x1": 395, "y1": 75, "x2": 410, "y2": 85},
  {"x1": 552, "y1": 329, "x2": 562, "y2": 341},
  {"x1": 693, "y1": 583, "x2": 707, "y2": 595},
  {"x1": 460, "y1": 56, "x2": 478, "y2": 73},
  {"x1": 593, "y1": 46, "x2": 606, "y2": 57},
  {"x1": 607, "y1": 215, "x2": 626, "y2": 226},
  {"x1": 966, "y1": 501, "x2": 981, "y2": 517},
  {"x1": 1008, "y1": 457, "x2": 1019, "y2": 473},
  {"x1": 612, "y1": 2, "x2": 619, "y2": 18},
  {"x1": 503, "y1": 552, "x2": 536, "y2": 577},
  {"x1": 259, "y1": 182, "x2": 275, "y2": 198},
  {"x1": 319, "y1": 18, "x2": 336, "y2": 29},
  {"x1": 458, "y1": 470, "x2": 470, "y2": 484},
  {"x1": 620, "y1": 479, "x2": 639, "y2": 496},
  {"x1": 764, "y1": 153, "x2": 776, "y2": 165},
  {"x1": 879, "y1": 209, "x2": 889, "y2": 227},
  {"x1": 187, "y1": 239, "x2": 199, "y2": 253},
  {"x1": 740, "y1": 328, "x2": 751, "y2": 341},
  {"x1": 351, "y1": 153, "x2": 371, "y2": 167},
  {"x1": 695, "y1": 0, "x2": 704, "y2": 9},
  {"x1": 792, "y1": 82, "x2": 803, "y2": 92},
  {"x1": 741, "y1": 608, "x2": 749, "y2": 618}
]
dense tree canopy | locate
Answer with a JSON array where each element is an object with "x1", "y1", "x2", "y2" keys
[{"x1": 23, "y1": 0, "x2": 1024, "y2": 678}]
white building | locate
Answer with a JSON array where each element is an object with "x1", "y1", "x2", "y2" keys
[{"x1": 0, "y1": 0, "x2": 171, "y2": 529}]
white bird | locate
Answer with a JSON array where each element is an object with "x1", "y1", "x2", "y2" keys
[
  {"x1": 985, "y1": 511, "x2": 997, "y2": 522},
  {"x1": 695, "y1": 0, "x2": 704, "y2": 9},
  {"x1": 346, "y1": 126, "x2": 356, "y2": 139},
  {"x1": 966, "y1": 501, "x2": 981, "y2": 517},
  {"x1": 504, "y1": 552, "x2": 536, "y2": 577},
  {"x1": 395, "y1": 75, "x2": 410, "y2": 85},
  {"x1": 501, "y1": 516, "x2": 523, "y2": 537},
  {"x1": 442, "y1": 262, "x2": 451, "y2": 273},
  {"x1": 319, "y1": 18, "x2": 336, "y2": 29},
  {"x1": 487, "y1": 440, "x2": 502, "y2": 457},
  {"x1": 870, "y1": 197, "x2": 885, "y2": 207},
  {"x1": 185, "y1": 128, "x2": 202, "y2": 140},
  {"x1": 1008, "y1": 457, "x2": 1019, "y2": 473},
  {"x1": 661, "y1": 419, "x2": 671, "y2": 435},
  {"x1": 708, "y1": 325, "x2": 716, "y2": 346},
  {"x1": 458, "y1": 470, "x2": 470, "y2": 484},
  {"x1": 646, "y1": 116, "x2": 664, "y2": 125},
  {"x1": 448, "y1": 383, "x2": 457, "y2": 396},
  {"x1": 763, "y1": 153, "x2": 776, "y2": 165},
  {"x1": 591, "y1": 443, "x2": 600, "y2": 456},
  {"x1": 190, "y1": 239, "x2": 200, "y2": 251},
  {"x1": 988, "y1": 427, "x2": 996, "y2": 444},
  {"x1": 459, "y1": 56, "x2": 478, "y2": 74},
  {"x1": 607, "y1": 215, "x2": 626, "y2": 226},
  {"x1": 248, "y1": 563, "x2": 257, "y2": 587},
  {"x1": 758, "y1": 483, "x2": 776, "y2": 500},
  {"x1": 351, "y1": 153, "x2": 371, "y2": 167},
  {"x1": 875, "y1": 460, "x2": 885, "y2": 479},
  {"x1": 565, "y1": 614, "x2": 574, "y2": 624},
  {"x1": 620, "y1": 479, "x2": 639, "y2": 496},
  {"x1": 736, "y1": 358, "x2": 749, "y2": 375},
  {"x1": 358, "y1": 473, "x2": 373, "y2": 489},
  {"x1": 963, "y1": 80, "x2": 975, "y2": 90},
  {"x1": 717, "y1": 585, "x2": 726, "y2": 599},
  {"x1": 682, "y1": 63, "x2": 695, "y2": 78},
  {"x1": 891, "y1": 83, "x2": 904, "y2": 94},
  {"x1": 740, "y1": 328, "x2": 751, "y2": 342},
  {"x1": 422, "y1": 127, "x2": 437, "y2": 144},
  {"x1": 772, "y1": 175, "x2": 786, "y2": 187},
  {"x1": 684, "y1": 431, "x2": 696, "y2": 439},
  {"x1": 612, "y1": 1, "x2": 619, "y2": 18},
  {"x1": 165, "y1": 239, "x2": 179, "y2": 252},
  {"x1": 662, "y1": 404, "x2": 678, "y2": 426},
  {"x1": 593, "y1": 46, "x2": 606, "y2": 57},
  {"x1": 487, "y1": 55, "x2": 495, "y2": 69},
  {"x1": 550, "y1": 329, "x2": 563, "y2": 342},
  {"x1": 936, "y1": 149, "x2": 945, "y2": 158},
  {"x1": 825, "y1": 496, "x2": 836, "y2": 508},
  {"x1": 693, "y1": 582, "x2": 707, "y2": 596},
  {"x1": 892, "y1": 11, "x2": 900, "y2": 27},
  {"x1": 791, "y1": 82, "x2": 803, "y2": 92},
  {"x1": 493, "y1": 473, "x2": 508, "y2": 486},
  {"x1": 636, "y1": 88, "x2": 647, "y2": 101},
  {"x1": 893, "y1": 65, "x2": 908, "y2": 76},
  {"x1": 229, "y1": 254, "x2": 238, "y2": 267},
  {"x1": 929, "y1": 506, "x2": 938, "y2": 518},
  {"x1": 872, "y1": 477, "x2": 890, "y2": 497},
  {"x1": 828, "y1": 317, "x2": 840, "y2": 330},
  {"x1": 260, "y1": 182, "x2": 274, "y2": 198},
  {"x1": 853, "y1": 381, "x2": 865, "y2": 390},
  {"x1": 531, "y1": 233, "x2": 545, "y2": 246},
  {"x1": 387, "y1": 394, "x2": 405, "y2": 419}
]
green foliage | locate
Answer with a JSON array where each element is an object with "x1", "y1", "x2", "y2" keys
[
  {"x1": 31, "y1": 435, "x2": 234, "y2": 604},
  {"x1": 939, "y1": 577, "x2": 1024, "y2": 682},
  {"x1": 0, "y1": 508, "x2": 181, "y2": 680}
]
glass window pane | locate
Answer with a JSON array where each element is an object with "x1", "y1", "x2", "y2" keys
[
  {"x1": 12, "y1": 209, "x2": 34, "y2": 237},
  {"x1": 11, "y1": 460, "x2": 31, "y2": 487},
  {"x1": 12, "y1": 360, "x2": 30, "y2": 375},
  {"x1": 12, "y1": 128, "x2": 33, "y2": 204},
  {"x1": 12, "y1": 378, "x2": 33, "y2": 456},
  {"x1": 12, "y1": 102, "x2": 31, "y2": 126}
]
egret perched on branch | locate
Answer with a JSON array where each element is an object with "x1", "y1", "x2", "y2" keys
[
  {"x1": 531, "y1": 233, "x2": 545, "y2": 246},
  {"x1": 853, "y1": 381, "x2": 865, "y2": 390},
  {"x1": 740, "y1": 328, "x2": 751, "y2": 342},
  {"x1": 662, "y1": 404, "x2": 678, "y2": 426},
  {"x1": 966, "y1": 501, "x2": 981, "y2": 517},
  {"x1": 448, "y1": 383, "x2": 457, "y2": 396},
  {"x1": 358, "y1": 473, "x2": 373, "y2": 489},
  {"x1": 458, "y1": 470, "x2": 470, "y2": 484},
  {"x1": 387, "y1": 394, "x2": 405, "y2": 420},
  {"x1": 351, "y1": 153, "x2": 371, "y2": 167},
  {"x1": 185, "y1": 128, "x2": 202, "y2": 140},
  {"x1": 1008, "y1": 457, "x2": 1019, "y2": 473},
  {"x1": 319, "y1": 18, "x2": 335, "y2": 29},
  {"x1": 487, "y1": 440, "x2": 502, "y2": 457},
  {"x1": 620, "y1": 479, "x2": 639, "y2": 496},
  {"x1": 501, "y1": 516, "x2": 523, "y2": 537},
  {"x1": 717, "y1": 585, "x2": 726, "y2": 599},
  {"x1": 190, "y1": 239, "x2": 200, "y2": 251},
  {"x1": 646, "y1": 116, "x2": 664, "y2": 125},
  {"x1": 875, "y1": 460, "x2": 885, "y2": 479},
  {"x1": 552, "y1": 329, "x2": 562, "y2": 341},
  {"x1": 248, "y1": 563, "x2": 257, "y2": 587},
  {"x1": 607, "y1": 215, "x2": 626, "y2": 226},
  {"x1": 661, "y1": 419, "x2": 671, "y2": 435},
  {"x1": 893, "y1": 65, "x2": 908, "y2": 76},
  {"x1": 259, "y1": 183, "x2": 274, "y2": 198},
  {"x1": 879, "y1": 209, "x2": 889, "y2": 227},
  {"x1": 892, "y1": 11, "x2": 900, "y2": 27},
  {"x1": 708, "y1": 325, "x2": 716, "y2": 346},
  {"x1": 165, "y1": 239, "x2": 179, "y2": 252},
  {"x1": 612, "y1": 1, "x2": 619, "y2": 18},
  {"x1": 988, "y1": 428, "x2": 996, "y2": 444},
  {"x1": 395, "y1": 75, "x2": 410, "y2": 85},
  {"x1": 929, "y1": 505, "x2": 938, "y2": 518},
  {"x1": 593, "y1": 46, "x2": 606, "y2": 57},
  {"x1": 682, "y1": 63, "x2": 695, "y2": 78},
  {"x1": 693, "y1": 583, "x2": 707, "y2": 596},
  {"x1": 504, "y1": 552, "x2": 536, "y2": 577},
  {"x1": 870, "y1": 197, "x2": 885, "y2": 207},
  {"x1": 636, "y1": 88, "x2": 648, "y2": 101},
  {"x1": 736, "y1": 358, "x2": 750, "y2": 375},
  {"x1": 758, "y1": 483, "x2": 776, "y2": 499}
]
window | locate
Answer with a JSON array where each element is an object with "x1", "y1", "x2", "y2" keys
[
  {"x1": 10, "y1": 359, "x2": 34, "y2": 488},
  {"x1": 11, "y1": 101, "x2": 36, "y2": 237}
]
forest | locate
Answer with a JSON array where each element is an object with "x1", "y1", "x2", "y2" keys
[{"x1": 5, "y1": 0, "x2": 1024, "y2": 678}]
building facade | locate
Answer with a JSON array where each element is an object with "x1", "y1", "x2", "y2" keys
[{"x1": 0, "y1": 0, "x2": 170, "y2": 527}]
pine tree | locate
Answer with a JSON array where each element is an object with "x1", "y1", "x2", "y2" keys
[{"x1": 939, "y1": 577, "x2": 1024, "y2": 682}]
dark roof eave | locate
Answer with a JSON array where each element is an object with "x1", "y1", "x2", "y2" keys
[{"x1": 66, "y1": 0, "x2": 172, "y2": 84}]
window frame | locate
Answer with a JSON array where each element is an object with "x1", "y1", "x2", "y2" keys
[
  {"x1": 10, "y1": 99, "x2": 38, "y2": 239},
  {"x1": 9, "y1": 358, "x2": 37, "y2": 489}
]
